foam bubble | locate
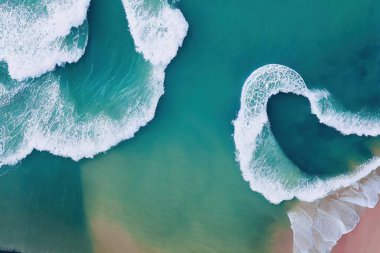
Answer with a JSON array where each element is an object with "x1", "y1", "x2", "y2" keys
[
  {"x1": 0, "y1": 0, "x2": 90, "y2": 81},
  {"x1": 121, "y1": 0, "x2": 188, "y2": 67},
  {"x1": 0, "y1": 70, "x2": 164, "y2": 166},
  {"x1": 289, "y1": 169, "x2": 380, "y2": 253},
  {"x1": 233, "y1": 64, "x2": 380, "y2": 204},
  {"x1": 0, "y1": 0, "x2": 188, "y2": 167}
]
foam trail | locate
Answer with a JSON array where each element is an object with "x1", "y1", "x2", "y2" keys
[
  {"x1": 233, "y1": 64, "x2": 380, "y2": 204},
  {"x1": 0, "y1": 0, "x2": 91, "y2": 80},
  {"x1": 0, "y1": 0, "x2": 188, "y2": 167},
  {"x1": 289, "y1": 168, "x2": 380, "y2": 253}
]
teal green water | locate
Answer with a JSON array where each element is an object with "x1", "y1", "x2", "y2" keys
[
  {"x1": 58, "y1": 0, "x2": 149, "y2": 118},
  {"x1": 268, "y1": 94, "x2": 377, "y2": 177},
  {"x1": 1, "y1": 0, "x2": 380, "y2": 252},
  {"x1": 0, "y1": 155, "x2": 92, "y2": 253}
]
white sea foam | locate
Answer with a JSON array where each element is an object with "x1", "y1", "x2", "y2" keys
[
  {"x1": 121, "y1": 0, "x2": 189, "y2": 67},
  {"x1": 289, "y1": 168, "x2": 380, "y2": 253},
  {"x1": 0, "y1": 0, "x2": 90, "y2": 81},
  {"x1": 233, "y1": 64, "x2": 380, "y2": 204},
  {"x1": 0, "y1": 70, "x2": 164, "y2": 165},
  {"x1": 0, "y1": 0, "x2": 188, "y2": 167}
]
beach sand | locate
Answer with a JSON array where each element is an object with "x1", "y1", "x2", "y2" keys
[
  {"x1": 332, "y1": 202, "x2": 380, "y2": 253},
  {"x1": 271, "y1": 200, "x2": 380, "y2": 253},
  {"x1": 332, "y1": 144, "x2": 380, "y2": 253}
]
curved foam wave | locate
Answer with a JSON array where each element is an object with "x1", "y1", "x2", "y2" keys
[
  {"x1": 289, "y1": 168, "x2": 380, "y2": 253},
  {"x1": 0, "y1": 0, "x2": 90, "y2": 81},
  {"x1": 233, "y1": 64, "x2": 380, "y2": 204},
  {"x1": 0, "y1": 0, "x2": 188, "y2": 167},
  {"x1": 0, "y1": 70, "x2": 164, "y2": 165},
  {"x1": 122, "y1": 0, "x2": 188, "y2": 66}
]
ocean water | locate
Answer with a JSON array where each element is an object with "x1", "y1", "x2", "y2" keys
[{"x1": 0, "y1": 0, "x2": 380, "y2": 252}]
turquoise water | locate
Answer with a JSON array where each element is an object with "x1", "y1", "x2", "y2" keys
[
  {"x1": 0, "y1": 155, "x2": 92, "y2": 253},
  {"x1": 268, "y1": 94, "x2": 375, "y2": 177},
  {"x1": 1, "y1": 0, "x2": 380, "y2": 252}
]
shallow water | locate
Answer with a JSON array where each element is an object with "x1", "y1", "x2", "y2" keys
[{"x1": 0, "y1": 0, "x2": 380, "y2": 252}]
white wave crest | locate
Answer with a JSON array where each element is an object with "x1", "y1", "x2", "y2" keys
[
  {"x1": 121, "y1": 0, "x2": 188, "y2": 67},
  {"x1": 0, "y1": 69, "x2": 164, "y2": 165},
  {"x1": 0, "y1": 0, "x2": 90, "y2": 81},
  {"x1": 289, "y1": 168, "x2": 380, "y2": 253},
  {"x1": 0, "y1": 0, "x2": 188, "y2": 167},
  {"x1": 233, "y1": 64, "x2": 380, "y2": 204}
]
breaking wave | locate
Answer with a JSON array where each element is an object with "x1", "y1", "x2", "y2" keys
[
  {"x1": 122, "y1": 0, "x2": 188, "y2": 67},
  {"x1": 0, "y1": 0, "x2": 188, "y2": 167},
  {"x1": 233, "y1": 64, "x2": 380, "y2": 204},
  {"x1": 0, "y1": 0, "x2": 90, "y2": 81}
]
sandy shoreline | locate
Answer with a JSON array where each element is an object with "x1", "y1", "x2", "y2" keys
[
  {"x1": 282, "y1": 170, "x2": 380, "y2": 253},
  {"x1": 271, "y1": 203, "x2": 380, "y2": 253},
  {"x1": 334, "y1": 146, "x2": 380, "y2": 252},
  {"x1": 332, "y1": 201, "x2": 380, "y2": 253},
  {"x1": 272, "y1": 202, "x2": 380, "y2": 253}
]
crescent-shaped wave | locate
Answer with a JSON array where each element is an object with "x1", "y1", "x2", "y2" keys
[
  {"x1": 0, "y1": 0, "x2": 91, "y2": 81},
  {"x1": 233, "y1": 64, "x2": 380, "y2": 204},
  {"x1": 0, "y1": 0, "x2": 188, "y2": 167}
]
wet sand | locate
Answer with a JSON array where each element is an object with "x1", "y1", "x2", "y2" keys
[
  {"x1": 333, "y1": 201, "x2": 380, "y2": 253},
  {"x1": 333, "y1": 144, "x2": 380, "y2": 253},
  {"x1": 332, "y1": 145, "x2": 380, "y2": 251},
  {"x1": 272, "y1": 201, "x2": 380, "y2": 253}
]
